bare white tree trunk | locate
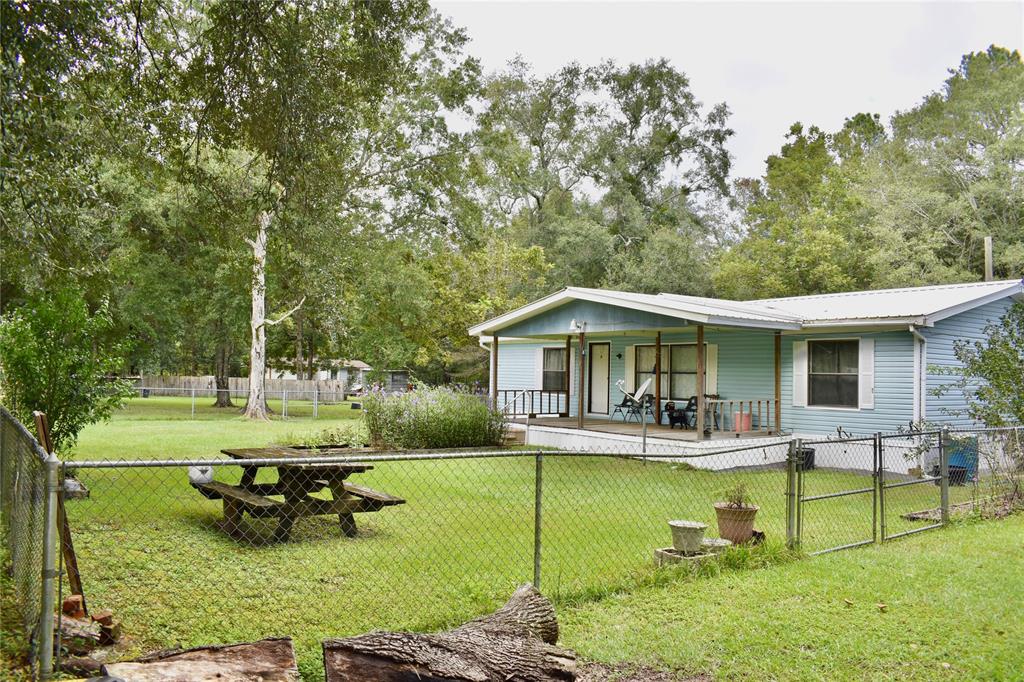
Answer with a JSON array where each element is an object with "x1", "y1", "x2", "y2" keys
[
  {"x1": 243, "y1": 211, "x2": 272, "y2": 420},
  {"x1": 243, "y1": 209, "x2": 306, "y2": 421}
]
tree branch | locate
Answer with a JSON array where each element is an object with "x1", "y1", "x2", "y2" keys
[{"x1": 264, "y1": 296, "x2": 306, "y2": 327}]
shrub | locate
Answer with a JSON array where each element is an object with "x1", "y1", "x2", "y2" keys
[
  {"x1": 0, "y1": 287, "x2": 133, "y2": 453},
  {"x1": 363, "y1": 386, "x2": 506, "y2": 449}
]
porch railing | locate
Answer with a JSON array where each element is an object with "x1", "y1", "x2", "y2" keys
[
  {"x1": 705, "y1": 397, "x2": 779, "y2": 435},
  {"x1": 497, "y1": 389, "x2": 569, "y2": 417}
]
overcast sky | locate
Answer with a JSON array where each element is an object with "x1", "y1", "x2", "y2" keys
[{"x1": 433, "y1": 1, "x2": 1024, "y2": 179}]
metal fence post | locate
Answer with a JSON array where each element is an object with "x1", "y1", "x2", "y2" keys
[
  {"x1": 190, "y1": 388, "x2": 196, "y2": 420},
  {"x1": 876, "y1": 433, "x2": 886, "y2": 542},
  {"x1": 313, "y1": 386, "x2": 319, "y2": 420},
  {"x1": 533, "y1": 452, "x2": 543, "y2": 590},
  {"x1": 786, "y1": 438, "x2": 799, "y2": 549},
  {"x1": 38, "y1": 451, "x2": 60, "y2": 680},
  {"x1": 641, "y1": 409, "x2": 648, "y2": 457},
  {"x1": 939, "y1": 427, "x2": 950, "y2": 525},
  {"x1": 283, "y1": 390, "x2": 288, "y2": 420}
]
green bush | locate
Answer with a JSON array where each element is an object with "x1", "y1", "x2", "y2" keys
[
  {"x1": 363, "y1": 386, "x2": 506, "y2": 449},
  {"x1": 0, "y1": 287, "x2": 133, "y2": 453}
]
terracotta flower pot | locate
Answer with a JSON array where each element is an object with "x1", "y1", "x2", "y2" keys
[{"x1": 714, "y1": 503, "x2": 759, "y2": 544}]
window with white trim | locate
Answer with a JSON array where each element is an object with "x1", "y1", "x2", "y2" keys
[
  {"x1": 808, "y1": 340, "x2": 859, "y2": 408},
  {"x1": 634, "y1": 344, "x2": 702, "y2": 400},
  {"x1": 542, "y1": 348, "x2": 567, "y2": 391}
]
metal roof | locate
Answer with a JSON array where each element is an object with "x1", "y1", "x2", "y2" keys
[
  {"x1": 469, "y1": 279, "x2": 1024, "y2": 336},
  {"x1": 753, "y1": 279, "x2": 1024, "y2": 326},
  {"x1": 467, "y1": 286, "x2": 804, "y2": 336}
]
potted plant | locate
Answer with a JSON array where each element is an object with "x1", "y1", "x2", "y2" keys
[{"x1": 714, "y1": 483, "x2": 759, "y2": 544}]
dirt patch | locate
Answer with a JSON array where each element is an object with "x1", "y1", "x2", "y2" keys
[
  {"x1": 902, "y1": 500, "x2": 978, "y2": 521},
  {"x1": 577, "y1": 662, "x2": 710, "y2": 682},
  {"x1": 903, "y1": 492, "x2": 1022, "y2": 522}
]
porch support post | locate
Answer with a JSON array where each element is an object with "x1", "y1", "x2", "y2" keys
[
  {"x1": 654, "y1": 331, "x2": 662, "y2": 425},
  {"x1": 774, "y1": 331, "x2": 782, "y2": 433},
  {"x1": 562, "y1": 335, "x2": 571, "y2": 417},
  {"x1": 490, "y1": 335, "x2": 499, "y2": 410},
  {"x1": 577, "y1": 331, "x2": 586, "y2": 429},
  {"x1": 696, "y1": 324, "x2": 706, "y2": 440}
]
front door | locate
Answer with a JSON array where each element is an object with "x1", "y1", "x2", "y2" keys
[{"x1": 588, "y1": 343, "x2": 610, "y2": 414}]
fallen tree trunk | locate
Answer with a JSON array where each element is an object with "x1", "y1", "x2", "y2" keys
[
  {"x1": 102, "y1": 637, "x2": 299, "y2": 681},
  {"x1": 323, "y1": 584, "x2": 576, "y2": 681}
]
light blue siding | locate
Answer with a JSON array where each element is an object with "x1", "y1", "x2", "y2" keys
[
  {"x1": 498, "y1": 300, "x2": 689, "y2": 337},
  {"x1": 495, "y1": 342, "x2": 544, "y2": 392},
  {"x1": 780, "y1": 331, "x2": 914, "y2": 436},
  {"x1": 923, "y1": 297, "x2": 1015, "y2": 428},
  {"x1": 713, "y1": 330, "x2": 776, "y2": 400}
]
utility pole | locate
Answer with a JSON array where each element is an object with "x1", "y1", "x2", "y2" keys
[{"x1": 984, "y1": 236, "x2": 994, "y2": 281}]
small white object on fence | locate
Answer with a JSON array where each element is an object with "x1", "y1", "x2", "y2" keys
[{"x1": 188, "y1": 466, "x2": 214, "y2": 485}]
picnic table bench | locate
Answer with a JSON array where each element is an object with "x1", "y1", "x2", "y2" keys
[{"x1": 192, "y1": 446, "x2": 404, "y2": 542}]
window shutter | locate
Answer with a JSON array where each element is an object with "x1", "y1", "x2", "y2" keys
[
  {"x1": 705, "y1": 344, "x2": 719, "y2": 394},
  {"x1": 624, "y1": 345, "x2": 635, "y2": 393},
  {"x1": 859, "y1": 338, "x2": 875, "y2": 409},
  {"x1": 792, "y1": 341, "x2": 808, "y2": 407},
  {"x1": 534, "y1": 348, "x2": 544, "y2": 389}
]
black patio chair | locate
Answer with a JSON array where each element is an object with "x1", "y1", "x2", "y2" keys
[
  {"x1": 626, "y1": 394, "x2": 655, "y2": 424},
  {"x1": 677, "y1": 396, "x2": 699, "y2": 429},
  {"x1": 610, "y1": 395, "x2": 632, "y2": 421}
]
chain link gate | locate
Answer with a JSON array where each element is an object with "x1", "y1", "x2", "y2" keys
[
  {"x1": 879, "y1": 431, "x2": 947, "y2": 541},
  {"x1": 792, "y1": 432, "x2": 951, "y2": 554},
  {"x1": 793, "y1": 435, "x2": 879, "y2": 555}
]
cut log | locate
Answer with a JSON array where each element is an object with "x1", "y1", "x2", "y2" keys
[
  {"x1": 323, "y1": 584, "x2": 576, "y2": 682},
  {"x1": 102, "y1": 637, "x2": 299, "y2": 681}
]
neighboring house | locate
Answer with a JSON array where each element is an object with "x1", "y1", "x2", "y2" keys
[
  {"x1": 270, "y1": 360, "x2": 411, "y2": 393},
  {"x1": 269, "y1": 359, "x2": 372, "y2": 385},
  {"x1": 468, "y1": 280, "x2": 1023, "y2": 456}
]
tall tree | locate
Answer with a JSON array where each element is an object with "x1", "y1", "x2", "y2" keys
[
  {"x1": 717, "y1": 47, "x2": 1022, "y2": 300},
  {"x1": 859, "y1": 46, "x2": 1024, "y2": 285},
  {"x1": 0, "y1": 1, "x2": 143, "y2": 306},
  {"x1": 714, "y1": 120, "x2": 879, "y2": 299},
  {"x1": 174, "y1": 0, "x2": 462, "y2": 419}
]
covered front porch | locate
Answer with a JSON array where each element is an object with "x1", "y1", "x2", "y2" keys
[{"x1": 472, "y1": 288, "x2": 803, "y2": 442}]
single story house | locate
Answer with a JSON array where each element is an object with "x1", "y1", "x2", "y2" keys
[
  {"x1": 269, "y1": 360, "x2": 411, "y2": 391},
  {"x1": 468, "y1": 279, "x2": 1023, "y2": 455}
]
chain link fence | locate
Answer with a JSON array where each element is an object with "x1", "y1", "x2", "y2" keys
[
  {"x1": 1, "y1": 406, "x2": 57, "y2": 678},
  {"x1": 796, "y1": 426, "x2": 1023, "y2": 554},
  {"x1": 124, "y1": 386, "x2": 367, "y2": 420},
  {"x1": 3, "y1": 412, "x2": 1022, "y2": 680}
]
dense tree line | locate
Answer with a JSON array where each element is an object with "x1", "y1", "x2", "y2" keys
[{"x1": 2, "y1": 1, "x2": 1021, "y2": 405}]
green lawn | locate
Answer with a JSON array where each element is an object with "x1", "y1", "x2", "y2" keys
[
  {"x1": 9, "y1": 401, "x2": 993, "y2": 679},
  {"x1": 114, "y1": 394, "x2": 364, "y2": 423},
  {"x1": 562, "y1": 514, "x2": 1024, "y2": 681},
  {"x1": 73, "y1": 395, "x2": 363, "y2": 461}
]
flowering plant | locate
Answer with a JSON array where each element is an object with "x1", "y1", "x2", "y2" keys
[{"x1": 363, "y1": 385, "x2": 506, "y2": 449}]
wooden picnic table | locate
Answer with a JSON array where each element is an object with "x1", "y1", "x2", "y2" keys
[{"x1": 192, "y1": 446, "x2": 404, "y2": 542}]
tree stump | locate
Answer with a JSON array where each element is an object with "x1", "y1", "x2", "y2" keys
[{"x1": 323, "y1": 584, "x2": 577, "y2": 681}]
